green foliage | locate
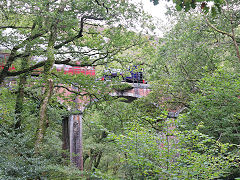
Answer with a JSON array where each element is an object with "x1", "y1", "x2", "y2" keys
[
  {"x1": 1, "y1": 0, "x2": 240, "y2": 179},
  {"x1": 148, "y1": 14, "x2": 227, "y2": 110},
  {"x1": 0, "y1": 127, "x2": 48, "y2": 179},
  {"x1": 83, "y1": 96, "x2": 239, "y2": 179},
  {"x1": 0, "y1": 86, "x2": 83, "y2": 179},
  {"x1": 183, "y1": 68, "x2": 240, "y2": 144},
  {"x1": 111, "y1": 83, "x2": 133, "y2": 92},
  {"x1": 110, "y1": 118, "x2": 239, "y2": 179},
  {"x1": 0, "y1": 87, "x2": 16, "y2": 125},
  {"x1": 111, "y1": 124, "x2": 162, "y2": 179},
  {"x1": 151, "y1": 0, "x2": 224, "y2": 14},
  {"x1": 0, "y1": 125, "x2": 84, "y2": 179}
]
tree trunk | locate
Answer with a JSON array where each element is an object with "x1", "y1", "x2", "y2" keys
[
  {"x1": 62, "y1": 116, "x2": 70, "y2": 160},
  {"x1": 69, "y1": 114, "x2": 84, "y2": 170},
  {"x1": 35, "y1": 78, "x2": 54, "y2": 152},
  {"x1": 15, "y1": 74, "x2": 27, "y2": 129},
  {"x1": 15, "y1": 21, "x2": 37, "y2": 129},
  {"x1": 15, "y1": 45, "x2": 32, "y2": 129},
  {"x1": 35, "y1": 15, "x2": 58, "y2": 152}
]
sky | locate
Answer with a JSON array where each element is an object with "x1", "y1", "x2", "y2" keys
[
  {"x1": 132, "y1": 0, "x2": 174, "y2": 36},
  {"x1": 138, "y1": 0, "x2": 171, "y2": 19}
]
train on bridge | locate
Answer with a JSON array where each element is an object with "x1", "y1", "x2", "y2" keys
[
  {"x1": 101, "y1": 65, "x2": 146, "y2": 84},
  {"x1": 0, "y1": 53, "x2": 146, "y2": 83}
]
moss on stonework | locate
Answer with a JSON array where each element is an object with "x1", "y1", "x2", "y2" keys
[{"x1": 111, "y1": 83, "x2": 133, "y2": 92}]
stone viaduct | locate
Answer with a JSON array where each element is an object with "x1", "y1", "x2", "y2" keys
[
  {"x1": 60, "y1": 82, "x2": 152, "y2": 170},
  {"x1": 59, "y1": 82, "x2": 183, "y2": 170}
]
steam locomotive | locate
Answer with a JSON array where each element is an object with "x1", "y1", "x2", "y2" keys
[{"x1": 101, "y1": 65, "x2": 146, "y2": 84}]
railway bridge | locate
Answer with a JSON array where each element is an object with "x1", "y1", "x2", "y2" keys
[
  {"x1": 62, "y1": 82, "x2": 183, "y2": 169},
  {"x1": 63, "y1": 82, "x2": 152, "y2": 169}
]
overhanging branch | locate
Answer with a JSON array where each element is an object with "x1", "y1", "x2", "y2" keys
[
  {"x1": 94, "y1": 0, "x2": 109, "y2": 13},
  {"x1": 205, "y1": 18, "x2": 233, "y2": 39},
  {"x1": 0, "y1": 26, "x2": 31, "y2": 29},
  {"x1": 55, "y1": 85, "x2": 89, "y2": 96}
]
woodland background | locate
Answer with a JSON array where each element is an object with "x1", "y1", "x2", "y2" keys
[{"x1": 0, "y1": 0, "x2": 239, "y2": 179}]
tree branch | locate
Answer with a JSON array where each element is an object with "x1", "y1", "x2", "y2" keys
[
  {"x1": 0, "y1": 26, "x2": 31, "y2": 29},
  {"x1": 54, "y1": 16, "x2": 104, "y2": 50},
  {"x1": 0, "y1": 30, "x2": 48, "y2": 83},
  {"x1": 94, "y1": 0, "x2": 109, "y2": 13},
  {"x1": 205, "y1": 18, "x2": 233, "y2": 39},
  {"x1": 55, "y1": 85, "x2": 89, "y2": 96},
  {"x1": 53, "y1": 17, "x2": 84, "y2": 50}
]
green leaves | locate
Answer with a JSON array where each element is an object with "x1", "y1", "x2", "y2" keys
[
  {"x1": 151, "y1": 0, "x2": 224, "y2": 15},
  {"x1": 111, "y1": 83, "x2": 133, "y2": 92},
  {"x1": 150, "y1": 0, "x2": 159, "y2": 6},
  {"x1": 185, "y1": 68, "x2": 240, "y2": 144}
]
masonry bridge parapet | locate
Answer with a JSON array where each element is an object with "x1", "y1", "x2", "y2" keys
[{"x1": 110, "y1": 83, "x2": 151, "y2": 102}]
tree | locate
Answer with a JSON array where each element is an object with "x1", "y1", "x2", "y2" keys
[
  {"x1": 147, "y1": 9, "x2": 240, "y2": 178},
  {"x1": 182, "y1": 68, "x2": 240, "y2": 144},
  {"x1": 0, "y1": 0, "x2": 153, "y2": 150},
  {"x1": 0, "y1": 0, "x2": 157, "y2": 178},
  {"x1": 114, "y1": 119, "x2": 239, "y2": 179},
  {"x1": 0, "y1": 0, "x2": 151, "y2": 84},
  {"x1": 151, "y1": 0, "x2": 224, "y2": 13},
  {"x1": 148, "y1": 13, "x2": 224, "y2": 111},
  {"x1": 204, "y1": 0, "x2": 240, "y2": 63},
  {"x1": 151, "y1": 0, "x2": 240, "y2": 62},
  {"x1": 83, "y1": 96, "x2": 239, "y2": 179},
  {"x1": 149, "y1": 8, "x2": 239, "y2": 140}
]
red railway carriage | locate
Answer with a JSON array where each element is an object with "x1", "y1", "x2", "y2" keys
[
  {"x1": 0, "y1": 53, "x2": 95, "y2": 76},
  {"x1": 56, "y1": 65, "x2": 95, "y2": 76}
]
